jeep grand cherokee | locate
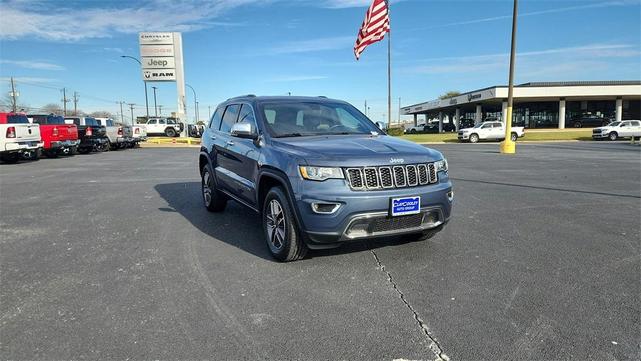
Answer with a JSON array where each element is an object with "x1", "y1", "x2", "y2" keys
[{"x1": 199, "y1": 95, "x2": 453, "y2": 262}]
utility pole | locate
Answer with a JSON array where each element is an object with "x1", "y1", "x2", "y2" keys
[
  {"x1": 208, "y1": 105, "x2": 211, "y2": 120},
  {"x1": 364, "y1": 100, "x2": 367, "y2": 116},
  {"x1": 398, "y1": 97, "x2": 401, "y2": 124},
  {"x1": 500, "y1": 0, "x2": 519, "y2": 155},
  {"x1": 128, "y1": 103, "x2": 135, "y2": 126},
  {"x1": 118, "y1": 101, "x2": 125, "y2": 124},
  {"x1": 158, "y1": 105, "x2": 163, "y2": 115},
  {"x1": 73, "y1": 92, "x2": 79, "y2": 115},
  {"x1": 61, "y1": 88, "x2": 69, "y2": 116},
  {"x1": 152, "y1": 86, "x2": 158, "y2": 117},
  {"x1": 10, "y1": 77, "x2": 17, "y2": 112}
]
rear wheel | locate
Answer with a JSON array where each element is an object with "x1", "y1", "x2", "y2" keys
[
  {"x1": 45, "y1": 149, "x2": 59, "y2": 158},
  {"x1": 469, "y1": 133, "x2": 480, "y2": 143},
  {"x1": 165, "y1": 128, "x2": 177, "y2": 137},
  {"x1": 510, "y1": 132, "x2": 518, "y2": 142},
  {"x1": 573, "y1": 121, "x2": 582, "y2": 128},
  {"x1": 0, "y1": 153, "x2": 20, "y2": 163},
  {"x1": 263, "y1": 187, "x2": 308, "y2": 262},
  {"x1": 22, "y1": 149, "x2": 40, "y2": 161},
  {"x1": 201, "y1": 164, "x2": 227, "y2": 212},
  {"x1": 609, "y1": 132, "x2": 618, "y2": 141}
]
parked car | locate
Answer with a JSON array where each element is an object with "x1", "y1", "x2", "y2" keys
[
  {"x1": 199, "y1": 95, "x2": 453, "y2": 262},
  {"x1": 64, "y1": 116, "x2": 109, "y2": 153},
  {"x1": 143, "y1": 117, "x2": 184, "y2": 137},
  {"x1": 458, "y1": 121, "x2": 525, "y2": 143},
  {"x1": 458, "y1": 118, "x2": 475, "y2": 129},
  {"x1": 405, "y1": 123, "x2": 440, "y2": 134},
  {"x1": 592, "y1": 120, "x2": 641, "y2": 141},
  {"x1": 130, "y1": 124, "x2": 147, "y2": 146},
  {"x1": 0, "y1": 112, "x2": 43, "y2": 163},
  {"x1": 28, "y1": 114, "x2": 79, "y2": 157},
  {"x1": 568, "y1": 115, "x2": 609, "y2": 128},
  {"x1": 95, "y1": 118, "x2": 132, "y2": 150}
]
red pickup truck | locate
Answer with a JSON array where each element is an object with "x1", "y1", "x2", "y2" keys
[{"x1": 28, "y1": 114, "x2": 79, "y2": 157}]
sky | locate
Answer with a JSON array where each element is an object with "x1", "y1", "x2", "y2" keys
[{"x1": 0, "y1": 0, "x2": 640, "y2": 123}]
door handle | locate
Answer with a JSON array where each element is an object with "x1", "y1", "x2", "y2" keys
[
  {"x1": 210, "y1": 135, "x2": 217, "y2": 140},
  {"x1": 226, "y1": 140, "x2": 234, "y2": 146}
]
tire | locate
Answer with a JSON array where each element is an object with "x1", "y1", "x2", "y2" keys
[
  {"x1": 60, "y1": 147, "x2": 72, "y2": 156},
  {"x1": 201, "y1": 163, "x2": 227, "y2": 212},
  {"x1": 45, "y1": 149, "x2": 59, "y2": 158},
  {"x1": 165, "y1": 128, "x2": 177, "y2": 137},
  {"x1": 69, "y1": 146, "x2": 78, "y2": 155},
  {"x1": 109, "y1": 142, "x2": 118, "y2": 151},
  {"x1": 609, "y1": 132, "x2": 618, "y2": 141},
  {"x1": 0, "y1": 153, "x2": 20, "y2": 163},
  {"x1": 402, "y1": 228, "x2": 439, "y2": 242},
  {"x1": 469, "y1": 133, "x2": 480, "y2": 143},
  {"x1": 573, "y1": 121, "x2": 582, "y2": 128},
  {"x1": 511, "y1": 132, "x2": 518, "y2": 142},
  {"x1": 78, "y1": 147, "x2": 91, "y2": 154},
  {"x1": 22, "y1": 149, "x2": 40, "y2": 161},
  {"x1": 410, "y1": 129, "x2": 416, "y2": 134},
  {"x1": 263, "y1": 187, "x2": 308, "y2": 262}
]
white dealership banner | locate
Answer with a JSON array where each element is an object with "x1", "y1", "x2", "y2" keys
[
  {"x1": 142, "y1": 56, "x2": 176, "y2": 69},
  {"x1": 140, "y1": 44, "x2": 174, "y2": 57},
  {"x1": 142, "y1": 69, "x2": 176, "y2": 81}
]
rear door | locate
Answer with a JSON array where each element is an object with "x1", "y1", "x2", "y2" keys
[
  {"x1": 223, "y1": 103, "x2": 261, "y2": 206},
  {"x1": 491, "y1": 122, "x2": 505, "y2": 139},
  {"x1": 214, "y1": 104, "x2": 240, "y2": 195}
]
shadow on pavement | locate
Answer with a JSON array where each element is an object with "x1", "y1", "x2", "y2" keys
[{"x1": 155, "y1": 182, "x2": 428, "y2": 262}]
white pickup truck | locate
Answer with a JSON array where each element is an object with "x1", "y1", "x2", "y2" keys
[
  {"x1": 592, "y1": 120, "x2": 641, "y2": 141},
  {"x1": 458, "y1": 121, "x2": 525, "y2": 143},
  {"x1": 0, "y1": 112, "x2": 43, "y2": 163}
]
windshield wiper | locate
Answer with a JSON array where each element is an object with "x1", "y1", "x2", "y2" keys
[{"x1": 275, "y1": 132, "x2": 304, "y2": 138}]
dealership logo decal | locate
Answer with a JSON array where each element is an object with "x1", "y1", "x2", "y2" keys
[{"x1": 467, "y1": 93, "x2": 482, "y2": 102}]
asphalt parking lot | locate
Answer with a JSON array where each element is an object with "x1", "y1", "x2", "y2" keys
[{"x1": 1, "y1": 142, "x2": 639, "y2": 360}]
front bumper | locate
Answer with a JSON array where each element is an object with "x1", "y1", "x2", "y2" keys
[
  {"x1": 3, "y1": 140, "x2": 43, "y2": 153},
  {"x1": 592, "y1": 132, "x2": 608, "y2": 139},
  {"x1": 294, "y1": 173, "x2": 453, "y2": 248},
  {"x1": 51, "y1": 139, "x2": 80, "y2": 149},
  {"x1": 79, "y1": 137, "x2": 108, "y2": 148},
  {"x1": 458, "y1": 132, "x2": 470, "y2": 140}
]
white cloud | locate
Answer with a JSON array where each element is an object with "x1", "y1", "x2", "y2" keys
[
  {"x1": 0, "y1": 0, "x2": 264, "y2": 41},
  {"x1": 0, "y1": 59, "x2": 65, "y2": 71}
]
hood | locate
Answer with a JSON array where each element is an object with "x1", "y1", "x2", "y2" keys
[
  {"x1": 271, "y1": 134, "x2": 443, "y2": 167},
  {"x1": 459, "y1": 127, "x2": 476, "y2": 132}
]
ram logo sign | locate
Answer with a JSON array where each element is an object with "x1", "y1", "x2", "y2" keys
[{"x1": 141, "y1": 70, "x2": 176, "y2": 81}]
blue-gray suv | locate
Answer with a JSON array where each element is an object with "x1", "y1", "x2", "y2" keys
[{"x1": 199, "y1": 95, "x2": 453, "y2": 261}]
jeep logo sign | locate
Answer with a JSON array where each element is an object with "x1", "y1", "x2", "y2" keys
[{"x1": 142, "y1": 57, "x2": 175, "y2": 69}]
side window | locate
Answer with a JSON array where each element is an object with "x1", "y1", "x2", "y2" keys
[
  {"x1": 209, "y1": 108, "x2": 223, "y2": 129},
  {"x1": 107, "y1": 119, "x2": 114, "y2": 127},
  {"x1": 238, "y1": 104, "x2": 256, "y2": 125},
  {"x1": 482, "y1": 123, "x2": 492, "y2": 129},
  {"x1": 148, "y1": 119, "x2": 157, "y2": 125},
  {"x1": 159, "y1": 119, "x2": 166, "y2": 125},
  {"x1": 631, "y1": 121, "x2": 641, "y2": 127},
  {"x1": 220, "y1": 104, "x2": 240, "y2": 133}
]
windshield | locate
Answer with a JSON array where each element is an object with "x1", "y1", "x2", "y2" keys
[
  {"x1": 261, "y1": 101, "x2": 378, "y2": 138},
  {"x1": 7, "y1": 114, "x2": 29, "y2": 124},
  {"x1": 607, "y1": 121, "x2": 622, "y2": 127}
]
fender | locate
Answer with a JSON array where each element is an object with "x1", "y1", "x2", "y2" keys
[
  {"x1": 199, "y1": 149, "x2": 222, "y2": 188},
  {"x1": 257, "y1": 167, "x2": 307, "y2": 232}
]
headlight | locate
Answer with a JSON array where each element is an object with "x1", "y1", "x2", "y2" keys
[
  {"x1": 299, "y1": 166, "x2": 344, "y2": 181},
  {"x1": 435, "y1": 159, "x2": 448, "y2": 172}
]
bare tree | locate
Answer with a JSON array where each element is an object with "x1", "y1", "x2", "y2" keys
[
  {"x1": 40, "y1": 103, "x2": 63, "y2": 114},
  {"x1": 88, "y1": 110, "x2": 113, "y2": 118}
]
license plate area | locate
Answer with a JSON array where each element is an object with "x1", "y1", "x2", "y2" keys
[{"x1": 390, "y1": 196, "x2": 421, "y2": 217}]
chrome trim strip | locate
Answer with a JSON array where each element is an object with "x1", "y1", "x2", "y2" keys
[{"x1": 342, "y1": 207, "x2": 444, "y2": 240}]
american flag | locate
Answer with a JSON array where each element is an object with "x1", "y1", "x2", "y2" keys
[{"x1": 354, "y1": 0, "x2": 390, "y2": 60}]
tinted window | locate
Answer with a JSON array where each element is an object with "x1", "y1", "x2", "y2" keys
[
  {"x1": 85, "y1": 117, "x2": 99, "y2": 126},
  {"x1": 631, "y1": 121, "x2": 641, "y2": 126},
  {"x1": 7, "y1": 114, "x2": 29, "y2": 124},
  {"x1": 238, "y1": 104, "x2": 256, "y2": 125},
  {"x1": 209, "y1": 108, "x2": 223, "y2": 129},
  {"x1": 220, "y1": 104, "x2": 240, "y2": 133},
  {"x1": 148, "y1": 119, "x2": 157, "y2": 125},
  {"x1": 159, "y1": 119, "x2": 166, "y2": 125},
  {"x1": 106, "y1": 119, "x2": 114, "y2": 127}
]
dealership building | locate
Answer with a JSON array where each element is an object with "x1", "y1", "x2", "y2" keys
[{"x1": 401, "y1": 81, "x2": 641, "y2": 130}]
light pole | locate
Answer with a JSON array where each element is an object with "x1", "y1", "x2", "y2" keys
[
  {"x1": 120, "y1": 55, "x2": 149, "y2": 121},
  {"x1": 500, "y1": 0, "x2": 519, "y2": 155},
  {"x1": 196, "y1": 101, "x2": 200, "y2": 123},
  {"x1": 185, "y1": 83, "x2": 197, "y2": 124},
  {"x1": 151, "y1": 86, "x2": 158, "y2": 117},
  {"x1": 208, "y1": 105, "x2": 211, "y2": 120}
]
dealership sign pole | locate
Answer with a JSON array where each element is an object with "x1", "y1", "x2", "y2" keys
[
  {"x1": 500, "y1": 0, "x2": 518, "y2": 154},
  {"x1": 139, "y1": 32, "x2": 187, "y2": 136}
]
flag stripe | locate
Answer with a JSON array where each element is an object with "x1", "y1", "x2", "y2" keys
[{"x1": 354, "y1": 0, "x2": 390, "y2": 60}]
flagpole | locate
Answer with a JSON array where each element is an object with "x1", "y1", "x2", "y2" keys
[{"x1": 387, "y1": 1, "x2": 392, "y2": 130}]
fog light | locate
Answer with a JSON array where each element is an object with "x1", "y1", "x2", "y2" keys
[
  {"x1": 447, "y1": 190, "x2": 454, "y2": 202},
  {"x1": 311, "y1": 202, "x2": 341, "y2": 214},
  {"x1": 346, "y1": 222, "x2": 369, "y2": 237},
  {"x1": 422, "y1": 211, "x2": 440, "y2": 225}
]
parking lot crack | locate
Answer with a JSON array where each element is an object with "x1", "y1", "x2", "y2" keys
[{"x1": 370, "y1": 249, "x2": 449, "y2": 361}]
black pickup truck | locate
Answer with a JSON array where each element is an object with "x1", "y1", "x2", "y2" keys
[{"x1": 64, "y1": 116, "x2": 109, "y2": 153}]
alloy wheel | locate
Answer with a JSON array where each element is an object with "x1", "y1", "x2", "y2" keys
[
  {"x1": 265, "y1": 200, "x2": 286, "y2": 250},
  {"x1": 202, "y1": 170, "x2": 212, "y2": 206}
]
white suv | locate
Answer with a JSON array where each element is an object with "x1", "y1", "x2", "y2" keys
[{"x1": 592, "y1": 120, "x2": 641, "y2": 141}]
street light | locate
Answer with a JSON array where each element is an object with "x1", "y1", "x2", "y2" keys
[
  {"x1": 185, "y1": 83, "x2": 197, "y2": 123},
  {"x1": 151, "y1": 86, "x2": 158, "y2": 117},
  {"x1": 120, "y1": 55, "x2": 150, "y2": 121}
]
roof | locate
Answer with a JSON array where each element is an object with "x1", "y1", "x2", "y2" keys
[{"x1": 224, "y1": 95, "x2": 344, "y2": 103}]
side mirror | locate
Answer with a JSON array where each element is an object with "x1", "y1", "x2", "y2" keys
[{"x1": 231, "y1": 122, "x2": 257, "y2": 139}]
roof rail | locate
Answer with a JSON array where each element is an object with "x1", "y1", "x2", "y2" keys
[
  {"x1": 227, "y1": 94, "x2": 257, "y2": 101},
  {"x1": 318, "y1": 96, "x2": 327, "y2": 98}
]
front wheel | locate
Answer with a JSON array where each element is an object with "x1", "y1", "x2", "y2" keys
[
  {"x1": 510, "y1": 132, "x2": 518, "y2": 142},
  {"x1": 469, "y1": 133, "x2": 479, "y2": 143},
  {"x1": 609, "y1": 132, "x2": 618, "y2": 141},
  {"x1": 263, "y1": 187, "x2": 308, "y2": 262},
  {"x1": 201, "y1": 164, "x2": 227, "y2": 212}
]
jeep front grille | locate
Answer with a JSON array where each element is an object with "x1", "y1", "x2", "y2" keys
[{"x1": 345, "y1": 163, "x2": 439, "y2": 190}]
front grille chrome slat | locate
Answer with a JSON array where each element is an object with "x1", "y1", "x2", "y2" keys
[{"x1": 346, "y1": 163, "x2": 439, "y2": 191}]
